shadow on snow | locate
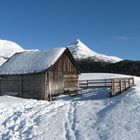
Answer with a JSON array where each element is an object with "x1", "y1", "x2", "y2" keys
[{"x1": 58, "y1": 87, "x2": 111, "y2": 101}]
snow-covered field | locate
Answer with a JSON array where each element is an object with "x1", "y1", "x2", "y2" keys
[{"x1": 0, "y1": 73, "x2": 140, "y2": 140}]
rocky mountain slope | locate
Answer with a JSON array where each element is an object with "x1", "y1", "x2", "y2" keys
[{"x1": 68, "y1": 39, "x2": 122, "y2": 63}]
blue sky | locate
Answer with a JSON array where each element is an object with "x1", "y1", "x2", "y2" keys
[{"x1": 0, "y1": 0, "x2": 140, "y2": 60}]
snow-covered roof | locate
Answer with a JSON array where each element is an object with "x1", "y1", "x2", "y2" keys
[{"x1": 0, "y1": 48, "x2": 66, "y2": 75}]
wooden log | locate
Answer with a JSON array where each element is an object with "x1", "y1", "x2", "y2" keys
[
  {"x1": 132, "y1": 78, "x2": 134, "y2": 86},
  {"x1": 105, "y1": 79, "x2": 107, "y2": 87},
  {"x1": 124, "y1": 80, "x2": 126, "y2": 90},
  {"x1": 128, "y1": 79, "x2": 131, "y2": 87}
]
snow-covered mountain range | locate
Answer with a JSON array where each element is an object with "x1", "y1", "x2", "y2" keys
[
  {"x1": 0, "y1": 39, "x2": 122, "y2": 67},
  {"x1": 68, "y1": 39, "x2": 122, "y2": 63},
  {"x1": 0, "y1": 39, "x2": 24, "y2": 66}
]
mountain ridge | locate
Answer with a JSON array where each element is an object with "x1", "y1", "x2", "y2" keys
[
  {"x1": 68, "y1": 39, "x2": 122, "y2": 63},
  {"x1": 0, "y1": 39, "x2": 123, "y2": 66}
]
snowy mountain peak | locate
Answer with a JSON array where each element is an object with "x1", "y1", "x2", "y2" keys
[
  {"x1": 68, "y1": 39, "x2": 123, "y2": 63},
  {"x1": 73, "y1": 39, "x2": 96, "y2": 53},
  {"x1": 0, "y1": 39, "x2": 24, "y2": 66},
  {"x1": 74, "y1": 39, "x2": 86, "y2": 46},
  {"x1": 0, "y1": 39, "x2": 24, "y2": 57},
  {"x1": 68, "y1": 39, "x2": 96, "y2": 59}
]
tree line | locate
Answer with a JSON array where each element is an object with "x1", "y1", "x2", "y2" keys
[{"x1": 77, "y1": 60, "x2": 140, "y2": 76}]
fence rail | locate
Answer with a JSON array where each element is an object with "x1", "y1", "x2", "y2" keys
[{"x1": 79, "y1": 77, "x2": 134, "y2": 96}]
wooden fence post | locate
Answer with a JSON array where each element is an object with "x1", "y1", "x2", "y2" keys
[
  {"x1": 128, "y1": 79, "x2": 130, "y2": 88},
  {"x1": 111, "y1": 79, "x2": 115, "y2": 96},
  {"x1": 87, "y1": 80, "x2": 88, "y2": 88},
  {"x1": 105, "y1": 79, "x2": 107, "y2": 87},
  {"x1": 124, "y1": 80, "x2": 126, "y2": 90},
  {"x1": 132, "y1": 78, "x2": 134, "y2": 86},
  {"x1": 119, "y1": 79, "x2": 122, "y2": 93}
]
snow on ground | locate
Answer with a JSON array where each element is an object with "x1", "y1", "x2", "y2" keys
[
  {"x1": 0, "y1": 73, "x2": 140, "y2": 140},
  {"x1": 79, "y1": 73, "x2": 133, "y2": 80}
]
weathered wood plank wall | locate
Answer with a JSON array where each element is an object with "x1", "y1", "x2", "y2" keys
[
  {"x1": 0, "y1": 74, "x2": 45, "y2": 99},
  {"x1": 46, "y1": 52, "x2": 79, "y2": 98},
  {"x1": 22, "y1": 74, "x2": 45, "y2": 99},
  {"x1": 0, "y1": 76, "x2": 22, "y2": 96}
]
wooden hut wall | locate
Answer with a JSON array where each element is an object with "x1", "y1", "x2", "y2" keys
[
  {"x1": 63, "y1": 53, "x2": 79, "y2": 89},
  {"x1": 64, "y1": 74, "x2": 78, "y2": 89},
  {"x1": 0, "y1": 75, "x2": 22, "y2": 96},
  {"x1": 0, "y1": 73, "x2": 45, "y2": 99},
  {"x1": 45, "y1": 52, "x2": 79, "y2": 97},
  {"x1": 21, "y1": 73, "x2": 45, "y2": 99},
  {"x1": 45, "y1": 63, "x2": 64, "y2": 97}
]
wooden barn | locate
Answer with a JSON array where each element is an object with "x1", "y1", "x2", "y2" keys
[{"x1": 0, "y1": 48, "x2": 80, "y2": 100}]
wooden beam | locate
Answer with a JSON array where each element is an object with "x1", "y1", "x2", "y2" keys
[
  {"x1": 105, "y1": 79, "x2": 107, "y2": 87},
  {"x1": 132, "y1": 78, "x2": 134, "y2": 86},
  {"x1": 128, "y1": 79, "x2": 131, "y2": 87},
  {"x1": 87, "y1": 80, "x2": 88, "y2": 88},
  {"x1": 111, "y1": 79, "x2": 115, "y2": 96},
  {"x1": 124, "y1": 80, "x2": 126, "y2": 90}
]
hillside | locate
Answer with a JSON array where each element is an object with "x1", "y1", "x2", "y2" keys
[
  {"x1": 67, "y1": 39, "x2": 140, "y2": 77},
  {"x1": 0, "y1": 39, "x2": 24, "y2": 66},
  {"x1": 0, "y1": 73, "x2": 140, "y2": 139},
  {"x1": 103, "y1": 60, "x2": 140, "y2": 76},
  {"x1": 68, "y1": 39, "x2": 122, "y2": 63},
  {"x1": 78, "y1": 60, "x2": 140, "y2": 76}
]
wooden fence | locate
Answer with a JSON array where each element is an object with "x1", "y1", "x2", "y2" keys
[{"x1": 79, "y1": 77, "x2": 134, "y2": 96}]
